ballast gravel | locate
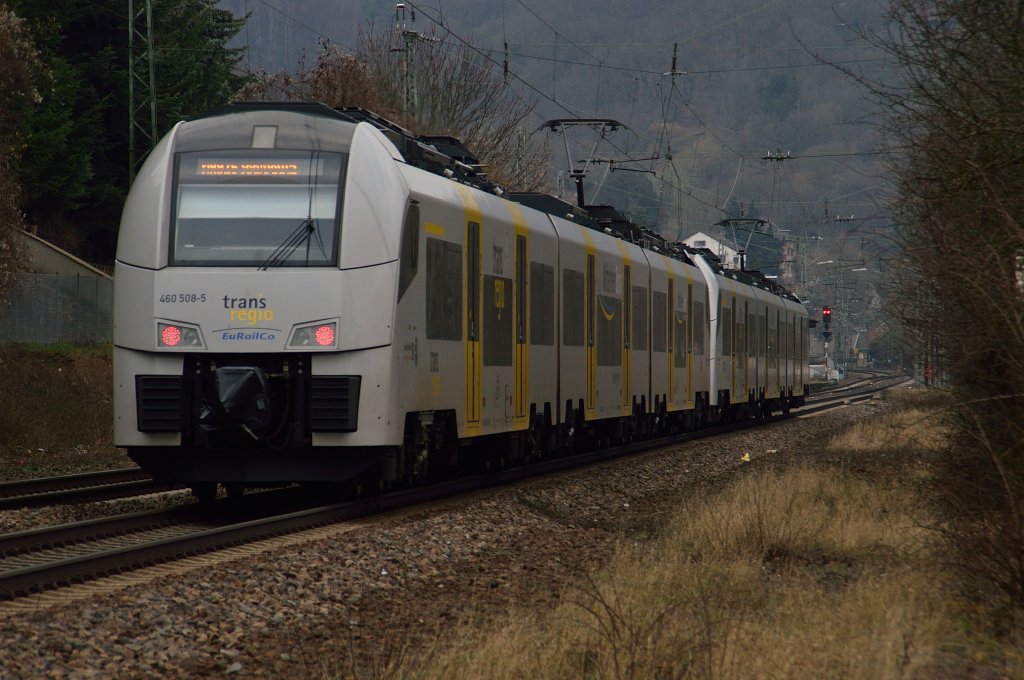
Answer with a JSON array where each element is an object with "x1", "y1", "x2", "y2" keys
[{"x1": 0, "y1": 400, "x2": 884, "y2": 679}]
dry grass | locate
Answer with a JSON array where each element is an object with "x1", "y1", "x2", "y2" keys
[
  {"x1": 828, "y1": 388, "x2": 951, "y2": 455},
  {"x1": 0, "y1": 343, "x2": 128, "y2": 478},
  {"x1": 337, "y1": 396, "x2": 1023, "y2": 680},
  {"x1": 399, "y1": 467, "x2": 944, "y2": 680}
]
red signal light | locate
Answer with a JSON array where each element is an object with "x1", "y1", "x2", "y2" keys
[
  {"x1": 314, "y1": 324, "x2": 335, "y2": 346},
  {"x1": 822, "y1": 306, "x2": 832, "y2": 317},
  {"x1": 160, "y1": 324, "x2": 182, "y2": 347}
]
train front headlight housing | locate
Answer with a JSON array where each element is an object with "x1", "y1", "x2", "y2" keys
[
  {"x1": 288, "y1": 320, "x2": 339, "y2": 349},
  {"x1": 157, "y1": 321, "x2": 204, "y2": 348}
]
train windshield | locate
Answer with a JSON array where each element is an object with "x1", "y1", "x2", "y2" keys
[{"x1": 171, "y1": 151, "x2": 346, "y2": 267}]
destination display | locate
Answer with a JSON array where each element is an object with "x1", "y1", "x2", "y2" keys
[{"x1": 195, "y1": 159, "x2": 308, "y2": 177}]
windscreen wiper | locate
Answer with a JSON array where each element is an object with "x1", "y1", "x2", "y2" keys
[
  {"x1": 257, "y1": 217, "x2": 317, "y2": 270},
  {"x1": 258, "y1": 151, "x2": 330, "y2": 270}
]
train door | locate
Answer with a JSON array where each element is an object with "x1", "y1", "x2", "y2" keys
[
  {"x1": 770, "y1": 307, "x2": 779, "y2": 395},
  {"x1": 685, "y1": 282, "x2": 693, "y2": 406},
  {"x1": 514, "y1": 234, "x2": 528, "y2": 425},
  {"x1": 465, "y1": 220, "x2": 481, "y2": 430},
  {"x1": 733, "y1": 295, "x2": 744, "y2": 402},
  {"x1": 667, "y1": 278, "x2": 675, "y2": 408},
  {"x1": 749, "y1": 301, "x2": 757, "y2": 401},
  {"x1": 779, "y1": 308, "x2": 787, "y2": 394},
  {"x1": 791, "y1": 314, "x2": 799, "y2": 393},
  {"x1": 623, "y1": 265, "x2": 632, "y2": 415},
  {"x1": 759, "y1": 304, "x2": 768, "y2": 398},
  {"x1": 586, "y1": 253, "x2": 596, "y2": 418},
  {"x1": 776, "y1": 308, "x2": 783, "y2": 394},
  {"x1": 730, "y1": 295, "x2": 737, "y2": 399}
]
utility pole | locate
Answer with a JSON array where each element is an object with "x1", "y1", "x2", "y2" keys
[
  {"x1": 396, "y1": 3, "x2": 420, "y2": 117},
  {"x1": 666, "y1": 43, "x2": 685, "y2": 87},
  {"x1": 128, "y1": 0, "x2": 157, "y2": 184},
  {"x1": 761, "y1": 150, "x2": 790, "y2": 225},
  {"x1": 514, "y1": 126, "x2": 527, "y2": 185}
]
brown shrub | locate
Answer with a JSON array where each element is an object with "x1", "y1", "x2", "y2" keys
[{"x1": 0, "y1": 344, "x2": 125, "y2": 477}]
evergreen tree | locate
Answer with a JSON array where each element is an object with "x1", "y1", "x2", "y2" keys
[
  {"x1": 0, "y1": 3, "x2": 43, "y2": 293},
  {"x1": 7, "y1": 0, "x2": 245, "y2": 263},
  {"x1": 153, "y1": 0, "x2": 246, "y2": 132}
]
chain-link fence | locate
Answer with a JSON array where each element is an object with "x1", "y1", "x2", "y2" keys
[{"x1": 0, "y1": 272, "x2": 113, "y2": 344}]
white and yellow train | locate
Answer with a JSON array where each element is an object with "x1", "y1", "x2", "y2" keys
[{"x1": 113, "y1": 103, "x2": 808, "y2": 497}]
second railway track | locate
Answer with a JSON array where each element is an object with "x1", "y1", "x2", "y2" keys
[{"x1": 0, "y1": 467, "x2": 180, "y2": 510}]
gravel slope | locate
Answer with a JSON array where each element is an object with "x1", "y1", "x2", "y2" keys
[{"x1": 0, "y1": 402, "x2": 880, "y2": 679}]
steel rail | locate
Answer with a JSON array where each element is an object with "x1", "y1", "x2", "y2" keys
[{"x1": 0, "y1": 468, "x2": 179, "y2": 510}]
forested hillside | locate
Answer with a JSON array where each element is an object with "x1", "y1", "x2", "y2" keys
[
  {"x1": 221, "y1": 0, "x2": 892, "y2": 257},
  {"x1": 0, "y1": 0, "x2": 891, "y2": 267}
]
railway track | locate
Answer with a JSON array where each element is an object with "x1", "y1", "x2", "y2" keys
[
  {"x1": 0, "y1": 374, "x2": 904, "y2": 600},
  {"x1": 804, "y1": 371, "x2": 908, "y2": 410},
  {"x1": 0, "y1": 468, "x2": 181, "y2": 510}
]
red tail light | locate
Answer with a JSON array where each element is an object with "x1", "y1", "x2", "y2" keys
[
  {"x1": 314, "y1": 324, "x2": 336, "y2": 346},
  {"x1": 160, "y1": 324, "x2": 182, "y2": 347}
]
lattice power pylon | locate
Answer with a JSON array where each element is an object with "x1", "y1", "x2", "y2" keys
[{"x1": 128, "y1": 0, "x2": 157, "y2": 183}]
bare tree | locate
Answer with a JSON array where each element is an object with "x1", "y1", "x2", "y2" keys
[
  {"x1": 238, "y1": 27, "x2": 550, "y2": 192},
  {"x1": 869, "y1": 0, "x2": 1024, "y2": 616}
]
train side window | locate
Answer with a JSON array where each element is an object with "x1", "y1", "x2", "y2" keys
[
  {"x1": 692, "y1": 300, "x2": 705, "y2": 356},
  {"x1": 632, "y1": 286, "x2": 648, "y2": 351},
  {"x1": 425, "y1": 237, "x2": 462, "y2": 340},
  {"x1": 673, "y1": 305, "x2": 686, "y2": 368},
  {"x1": 530, "y1": 261, "x2": 554, "y2": 346},
  {"x1": 721, "y1": 306, "x2": 733, "y2": 356},
  {"x1": 668, "y1": 280, "x2": 675, "y2": 354},
  {"x1": 748, "y1": 311, "x2": 756, "y2": 357},
  {"x1": 484, "y1": 271, "x2": 513, "y2": 366},
  {"x1": 780, "y1": 312, "x2": 788, "y2": 363},
  {"x1": 652, "y1": 291, "x2": 667, "y2": 352},
  {"x1": 562, "y1": 268, "x2": 585, "y2": 347},
  {"x1": 397, "y1": 203, "x2": 420, "y2": 302},
  {"x1": 776, "y1": 310, "x2": 781, "y2": 362},
  {"x1": 759, "y1": 311, "x2": 767, "y2": 358},
  {"x1": 597, "y1": 290, "x2": 622, "y2": 366},
  {"x1": 735, "y1": 316, "x2": 745, "y2": 358}
]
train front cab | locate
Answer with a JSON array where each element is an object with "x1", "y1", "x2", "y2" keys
[
  {"x1": 695, "y1": 250, "x2": 805, "y2": 421},
  {"x1": 693, "y1": 255, "x2": 757, "y2": 421},
  {"x1": 114, "y1": 106, "x2": 414, "y2": 491}
]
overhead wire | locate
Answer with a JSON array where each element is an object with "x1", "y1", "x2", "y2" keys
[{"x1": 252, "y1": 0, "x2": 355, "y2": 52}]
